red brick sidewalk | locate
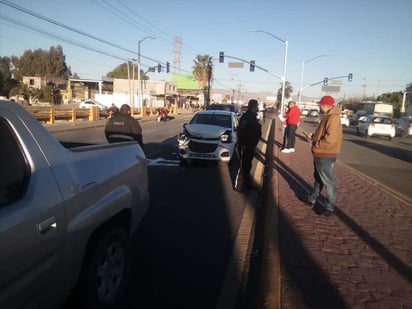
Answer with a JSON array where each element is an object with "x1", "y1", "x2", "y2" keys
[{"x1": 274, "y1": 121, "x2": 412, "y2": 308}]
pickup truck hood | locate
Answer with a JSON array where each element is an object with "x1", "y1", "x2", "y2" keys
[{"x1": 185, "y1": 124, "x2": 228, "y2": 139}]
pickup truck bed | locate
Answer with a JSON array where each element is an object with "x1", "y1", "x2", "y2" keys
[{"x1": 0, "y1": 100, "x2": 149, "y2": 308}]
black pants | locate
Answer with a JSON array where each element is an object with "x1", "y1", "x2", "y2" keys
[
  {"x1": 235, "y1": 145, "x2": 255, "y2": 190},
  {"x1": 286, "y1": 124, "x2": 297, "y2": 149}
]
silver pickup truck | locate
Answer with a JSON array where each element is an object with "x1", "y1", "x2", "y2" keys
[{"x1": 0, "y1": 100, "x2": 149, "y2": 308}]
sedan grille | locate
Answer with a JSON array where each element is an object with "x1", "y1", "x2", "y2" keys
[{"x1": 188, "y1": 140, "x2": 218, "y2": 153}]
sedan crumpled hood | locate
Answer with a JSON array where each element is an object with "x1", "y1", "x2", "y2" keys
[{"x1": 185, "y1": 124, "x2": 228, "y2": 139}]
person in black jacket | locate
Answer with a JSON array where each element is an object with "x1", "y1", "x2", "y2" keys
[
  {"x1": 104, "y1": 104, "x2": 143, "y2": 147},
  {"x1": 235, "y1": 99, "x2": 262, "y2": 192}
]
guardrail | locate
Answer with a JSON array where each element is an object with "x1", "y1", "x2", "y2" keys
[
  {"x1": 27, "y1": 106, "x2": 105, "y2": 124},
  {"x1": 27, "y1": 104, "x2": 178, "y2": 124}
]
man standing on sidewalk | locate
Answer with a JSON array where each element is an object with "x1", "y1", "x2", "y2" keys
[
  {"x1": 234, "y1": 99, "x2": 262, "y2": 192},
  {"x1": 281, "y1": 101, "x2": 300, "y2": 153},
  {"x1": 304, "y1": 95, "x2": 342, "y2": 216}
]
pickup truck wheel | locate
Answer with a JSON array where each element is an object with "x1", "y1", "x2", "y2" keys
[{"x1": 81, "y1": 227, "x2": 131, "y2": 308}]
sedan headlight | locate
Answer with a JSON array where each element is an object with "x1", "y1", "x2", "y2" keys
[
  {"x1": 178, "y1": 132, "x2": 189, "y2": 145},
  {"x1": 220, "y1": 130, "x2": 232, "y2": 143}
]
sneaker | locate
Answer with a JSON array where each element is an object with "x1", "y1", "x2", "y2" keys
[
  {"x1": 320, "y1": 208, "x2": 334, "y2": 217},
  {"x1": 302, "y1": 196, "x2": 315, "y2": 208},
  {"x1": 289, "y1": 148, "x2": 295, "y2": 152},
  {"x1": 281, "y1": 148, "x2": 291, "y2": 153},
  {"x1": 234, "y1": 187, "x2": 244, "y2": 193}
]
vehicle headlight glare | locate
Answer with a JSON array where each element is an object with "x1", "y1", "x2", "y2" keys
[{"x1": 220, "y1": 130, "x2": 231, "y2": 143}]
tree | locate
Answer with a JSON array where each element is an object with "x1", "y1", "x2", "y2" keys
[
  {"x1": 192, "y1": 54, "x2": 212, "y2": 90},
  {"x1": 0, "y1": 56, "x2": 19, "y2": 97},
  {"x1": 193, "y1": 55, "x2": 213, "y2": 106},
  {"x1": 276, "y1": 81, "x2": 293, "y2": 107},
  {"x1": 11, "y1": 45, "x2": 70, "y2": 81},
  {"x1": 106, "y1": 62, "x2": 149, "y2": 80}
]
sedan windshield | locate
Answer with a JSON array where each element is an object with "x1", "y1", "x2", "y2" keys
[{"x1": 190, "y1": 114, "x2": 231, "y2": 128}]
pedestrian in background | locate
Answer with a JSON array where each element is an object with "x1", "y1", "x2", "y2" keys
[
  {"x1": 303, "y1": 95, "x2": 342, "y2": 216},
  {"x1": 107, "y1": 103, "x2": 119, "y2": 118},
  {"x1": 104, "y1": 104, "x2": 144, "y2": 147},
  {"x1": 281, "y1": 101, "x2": 300, "y2": 153},
  {"x1": 281, "y1": 106, "x2": 289, "y2": 149},
  {"x1": 235, "y1": 99, "x2": 262, "y2": 192}
]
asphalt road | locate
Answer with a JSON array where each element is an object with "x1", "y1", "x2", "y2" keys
[
  {"x1": 56, "y1": 114, "x2": 264, "y2": 308},
  {"x1": 55, "y1": 112, "x2": 411, "y2": 308}
]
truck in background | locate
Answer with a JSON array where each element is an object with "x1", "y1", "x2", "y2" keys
[{"x1": 350, "y1": 101, "x2": 394, "y2": 125}]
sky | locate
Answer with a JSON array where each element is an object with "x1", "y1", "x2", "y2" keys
[{"x1": 1, "y1": 0, "x2": 411, "y2": 101}]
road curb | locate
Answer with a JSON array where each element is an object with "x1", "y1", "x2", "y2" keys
[
  {"x1": 216, "y1": 119, "x2": 272, "y2": 309},
  {"x1": 336, "y1": 160, "x2": 412, "y2": 206},
  {"x1": 256, "y1": 119, "x2": 281, "y2": 309}
]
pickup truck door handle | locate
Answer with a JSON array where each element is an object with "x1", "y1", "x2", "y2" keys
[
  {"x1": 81, "y1": 181, "x2": 97, "y2": 191},
  {"x1": 38, "y1": 216, "x2": 57, "y2": 234}
]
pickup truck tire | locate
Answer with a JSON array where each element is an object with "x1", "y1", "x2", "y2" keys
[{"x1": 80, "y1": 227, "x2": 132, "y2": 308}]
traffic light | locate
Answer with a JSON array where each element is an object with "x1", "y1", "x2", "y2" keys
[
  {"x1": 250, "y1": 60, "x2": 255, "y2": 72},
  {"x1": 323, "y1": 77, "x2": 328, "y2": 86},
  {"x1": 348, "y1": 73, "x2": 353, "y2": 82},
  {"x1": 166, "y1": 62, "x2": 170, "y2": 73},
  {"x1": 157, "y1": 63, "x2": 162, "y2": 73},
  {"x1": 219, "y1": 52, "x2": 224, "y2": 63}
]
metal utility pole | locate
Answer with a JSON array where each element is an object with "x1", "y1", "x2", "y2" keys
[
  {"x1": 249, "y1": 30, "x2": 288, "y2": 113},
  {"x1": 206, "y1": 57, "x2": 212, "y2": 108},
  {"x1": 298, "y1": 55, "x2": 329, "y2": 104},
  {"x1": 138, "y1": 36, "x2": 155, "y2": 112}
]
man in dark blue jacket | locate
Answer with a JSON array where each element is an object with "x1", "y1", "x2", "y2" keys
[{"x1": 235, "y1": 99, "x2": 261, "y2": 192}]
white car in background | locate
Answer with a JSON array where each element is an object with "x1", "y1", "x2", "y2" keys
[
  {"x1": 357, "y1": 115, "x2": 396, "y2": 140},
  {"x1": 79, "y1": 100, "x2": 107, "y2": 111},
  {"x1": 177, "y1": 110, "x2": 238, "y2": 163},
  {"x1": 340, "y1": 113, "x2": 350, "y2": 127}
]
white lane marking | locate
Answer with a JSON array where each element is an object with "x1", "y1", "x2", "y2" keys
[{"x1": 147, "y1": 157, "x2": 181, "y2": 167}]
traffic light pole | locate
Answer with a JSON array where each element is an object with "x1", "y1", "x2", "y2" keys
[
  {"x1": 222, "y1": 54, "x2": 284, "y2": 80},
  {"x1": 310, "y1": 74, "x2": 353, "y2": 87}
]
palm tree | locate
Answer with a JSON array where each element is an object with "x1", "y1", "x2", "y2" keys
[
  {"x1": 193, "y1": 54, "x2": 213, "y2": 106},
  {"x1": 192, "y1": 55, "x2": 212, "y2": 90}
]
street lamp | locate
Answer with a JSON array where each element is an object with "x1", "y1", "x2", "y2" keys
[
  {"x1": 138, "y1": 36, "x2": 155, "y2": 114},
  {"x1": 298, "y1": 55, "x2": 329, "y2": 104},
  {"x1": 127, "y1": 58, "x2": 137, "y2": 110},
  {"x1": 250, "y1": 30, "x2": 288, "y2": 113}
]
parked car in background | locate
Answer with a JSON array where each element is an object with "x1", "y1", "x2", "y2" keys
[
  {"x1": 307, "y1": 109, "x2": 320, "y2": 117},
  {"x1": 301, "y1": 109, "x2": 310, "y2": 116},
  {"x1": 79, "y1": 100, "x2": 107, "y2": 111},
  {"x1": 357, "y1": 115, "x2": 396, "y2": 140},
  {"x1": 177, "y1": 110, "x2": 238, "y2": 163},
  {"x1": 395, "y1": 116, "x2": 412, "y2": 137},
  {"x1": 207, "y1": 103, "x2": 242, "y2": 118},
  {"x1": 340, "y1": 113, "x2": 350, "y2": 127}
]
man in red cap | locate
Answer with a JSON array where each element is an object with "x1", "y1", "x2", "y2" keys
[{"x1": 303, "y1": 95, "x2": 342, "y2": 216}]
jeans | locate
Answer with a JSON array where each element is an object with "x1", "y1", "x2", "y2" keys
[
  {"x1": 286, "y1": 124, "x2": 297, "y2": 149},
  {"x1": 308, "y1": 156, "x2": 337, "y2": 210},
  {"x1": 235, "y1": 145, "x2": 255, "y2": 190}
]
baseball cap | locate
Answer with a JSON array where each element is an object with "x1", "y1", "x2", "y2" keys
[{"x1": 318, "y1": 95, "x2": 335, "y2": 106}]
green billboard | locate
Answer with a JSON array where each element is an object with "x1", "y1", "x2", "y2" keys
[{"x1": 171, "y1": 74, "x2": 199, "y2": 90}]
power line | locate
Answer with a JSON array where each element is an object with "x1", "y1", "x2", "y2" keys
[
  {"x1": 0, "y1": 14, "x2": 126, "y2": 61},
  {"x1": 0, "y1": 0, "x2": 159, "y2": 63}
]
